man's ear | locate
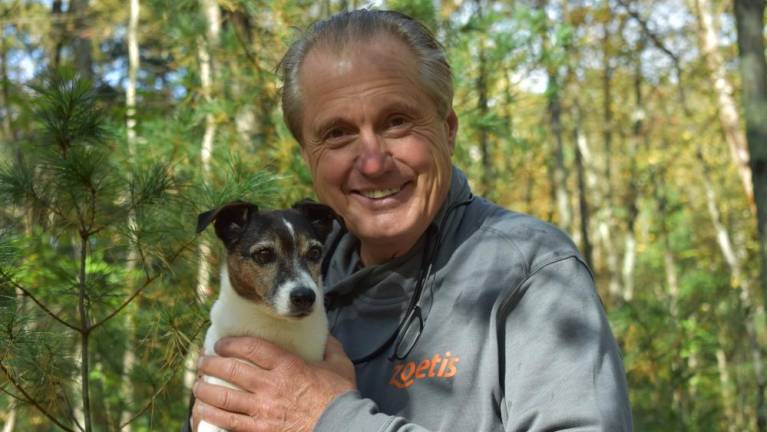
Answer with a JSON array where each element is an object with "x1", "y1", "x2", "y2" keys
[
  {"x1": 445, "y1": 108, "x2": 458, "y2": 155},
  {"x1": 292, "y1": 199, "x2": 337, "y2": 242},
  {"x1": 196, "y1": 201, "x2": 258, "y2": 248}
]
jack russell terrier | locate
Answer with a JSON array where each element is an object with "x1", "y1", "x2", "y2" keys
[{"x1": 194, "y1": 200, "x2": 335, "y2": 432}]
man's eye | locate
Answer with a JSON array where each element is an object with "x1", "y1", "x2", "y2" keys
[
  {"x1": 386, "y1": 115, "x2": 411, "y2": 130},
  {"x1": 306, "y1": 245, "x2": 323, "y2": 262},
  {"x1": 324, "y1": 127, "x2": 346, "y2": 141},
  {"x1": 252, "y1": 247, "x2": 276, "y2": 264}
]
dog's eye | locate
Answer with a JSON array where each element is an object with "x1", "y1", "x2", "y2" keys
[
  {"x1": 306, "y1": 245, "x2": 323, "y2": 262},
  {"x1": 252, "y1": 247, "x2": 276, "y2": 264}
]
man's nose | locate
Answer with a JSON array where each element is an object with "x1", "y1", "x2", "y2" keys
[{"x1": 355, "y1": 128, "x2": 390, "y2": 177}]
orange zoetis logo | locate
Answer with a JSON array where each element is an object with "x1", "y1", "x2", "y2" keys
[{"x1": 389, "y1": 351, "x2": 459, "y2": 389}]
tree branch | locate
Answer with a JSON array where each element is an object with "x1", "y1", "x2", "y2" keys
[
  {"x1": 89, "y1": 238, "x2": 196, "y2": 332},
  {"x1": 616, "y1": 0, "x2": 683, "y2": 67},
  {"x1": 118, "y1": 376, "x2": 174, "y2": 430},
  {"x1": 0, "y1": 383, "x2": 23, "y2": 401},
  {"x1": 616, "y1": 0, "x2": 692, "y2": 115},
  {"x1": 0, "y1": 269, "x2": 80, "y2": 332},
  {"x1": 0, "y1": 360, "x2": 77, "y2": 432}
]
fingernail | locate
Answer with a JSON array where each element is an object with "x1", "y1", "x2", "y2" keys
[{"x1": 197, "y1": 355, "x2": 204, "y2": 369}]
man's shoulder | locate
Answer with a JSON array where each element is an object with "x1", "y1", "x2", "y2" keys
[{"x1": 465, "y1": 197, "x2": 585, "y2": 273}]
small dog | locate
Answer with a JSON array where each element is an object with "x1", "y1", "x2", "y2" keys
[{"x1": 195, "y1": 200, "x2": 335, "y2": 432}]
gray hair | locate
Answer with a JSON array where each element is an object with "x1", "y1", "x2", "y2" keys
[{"x1": 277, "y1": 9, "x2": 453, "y2": 143}]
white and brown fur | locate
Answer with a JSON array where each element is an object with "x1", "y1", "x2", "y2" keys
[{"x1": 195, "y1": 201, "x2": 336, "y2": 432}]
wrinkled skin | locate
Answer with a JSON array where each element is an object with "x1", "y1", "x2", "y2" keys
[
  {"x1": 299, "y1": 36, "x2": 457, "y2": 265},
  {"x1": 192, "y1": 336, "x2": 354, "y2": 432}
]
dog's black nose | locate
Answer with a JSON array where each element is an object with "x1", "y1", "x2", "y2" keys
[{"x1": 290, "y1": 288, "x2": 316, "y2": 310}]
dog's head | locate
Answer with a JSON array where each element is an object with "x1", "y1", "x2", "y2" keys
[{"x1": 196, "y1": 200, "x2": 336, "y2": 318}]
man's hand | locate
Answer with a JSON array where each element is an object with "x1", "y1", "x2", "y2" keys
[{"x1": 191, "y1": 336, "x2": 355, "y2": 432}]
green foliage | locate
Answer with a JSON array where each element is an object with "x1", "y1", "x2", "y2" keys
[{"x1": 0, "y1": 0, "x2": 764, "y2": 430}]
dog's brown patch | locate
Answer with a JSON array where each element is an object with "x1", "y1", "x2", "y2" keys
[{"x1": 226, "y1": 254, "x2": 274, "y2": 303}]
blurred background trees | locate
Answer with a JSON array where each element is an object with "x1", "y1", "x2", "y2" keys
[{"x1": 0, "y1": 0, "x2": 764, "y2": 430}]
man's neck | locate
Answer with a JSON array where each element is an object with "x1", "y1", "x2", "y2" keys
[{"x1": 358, "y1": 235, "x2": 422, "y2": 267}]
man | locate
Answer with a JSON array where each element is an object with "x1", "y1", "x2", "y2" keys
[{"x1": 191, "y1": 9, "x2": 632, "y2": 431}]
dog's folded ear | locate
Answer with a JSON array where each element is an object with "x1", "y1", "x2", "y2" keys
[
  {"x1": 292, "y1": 199, "x2": 337, "y2": 242},
  {"x1": 197, "y1": 201, "x2": 259, "y2": 247}
]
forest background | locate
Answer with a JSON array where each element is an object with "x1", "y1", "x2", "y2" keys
[{"x1": 0, "y1": 0, "x2": 766, "y2": 431}]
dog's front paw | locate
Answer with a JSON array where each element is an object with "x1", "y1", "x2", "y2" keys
[{"x1": 198, "y1": 420, "x2": 227, "y2": 432}]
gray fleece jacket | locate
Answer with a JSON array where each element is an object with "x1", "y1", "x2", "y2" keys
[{"x1": 315, "y1": 166, "x2": 632, "y2": 432}]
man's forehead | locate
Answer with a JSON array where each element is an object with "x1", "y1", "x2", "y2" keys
[{"x1": 300, "y1": 35, "x2": 418, "y2": 82}]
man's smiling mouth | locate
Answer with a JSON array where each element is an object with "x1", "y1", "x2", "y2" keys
[
  {"x1": 351, "y1": 182, "x2": 415, "y2": 201},
  {"x1": 359, "y1": 187, "x2": 401, "y2": 199}
]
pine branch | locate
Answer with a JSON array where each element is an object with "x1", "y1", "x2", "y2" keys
[
  {"x1": 118, "y1": 375, "x2": 175, "y2": 430},
  {"x1": 0, "y1": 383, "x2": 24, "y2": 401},
  {"x1": 0, "y1": 268, "x2": 80, "y2": 331},
  {"x1": 89, "y1": 237, "x2": 197, "y2": 332},
  {"x1": 0, "y1": 360, "x2": 77, "y2": 432}
]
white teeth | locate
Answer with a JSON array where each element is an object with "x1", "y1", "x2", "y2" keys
[{"x1": 360, "y1": 188, "x2": 400, "y2": 199}]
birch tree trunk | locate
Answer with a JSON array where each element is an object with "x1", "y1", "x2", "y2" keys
[
  {"x1": 733, "y1": 3, "x2": 767, "y2": 426},
  {"x1": 120, "y1": 0, "x2": 140, "y2": 429},
  {"x1": 622, "y1": 43, "x2": 644, "y2": 302},
  {"x1": 697, "y1": 147, "x2": 766, "y2": 431},
  {"x1": 572, "y1": 101, "x2": 593, "y2": 268},
  {"x1": 599, "y1": 12, "x2": 621, "y2": 302},
  {"x1": 187, "y1": 0, "x2": 221, "y2": 393},
  {"x1": 716, "y1": 331, "x2": 740, "y2": 431},
  {"x1": 690, "y1": 0, "x2": 754, "y2": 205},
  {"x1": 1, "y1": 402, "x2": 15, "y2": 432},
  {"x1": 574, "y1": 101, "x2": 601, "y2": 273}
]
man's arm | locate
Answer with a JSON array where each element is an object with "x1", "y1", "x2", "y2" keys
[
  {"x1": 313, "y1": 391, "x2": 433, "y2": 432},
  {"x1": 500, "y1": 256, "x2": 633, "y2": 431}
]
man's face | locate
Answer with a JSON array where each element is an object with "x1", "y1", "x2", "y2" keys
[{"x1": 298, "y1": 36, "x2": 457, "y2": 265}]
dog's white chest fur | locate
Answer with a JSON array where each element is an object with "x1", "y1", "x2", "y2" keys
[{"x1": 198, "y1": 266, "x2": 328, "y2": 432}]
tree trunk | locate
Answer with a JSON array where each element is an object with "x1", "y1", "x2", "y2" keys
[
  {"x1": 698, "y1": 146, "x2": 766, "y2": 431},
  {"x1": 537, "y1": 0, "x2": 571, "y2": 232},
  {"x1": 622, "y1": 42, "x2": 644, "y2": 302},
  {"x1": 196, "y1": 0, "x2": 220, "y2": 301},
  {"x1": 188, "y1": 0, "x2": 221, "y2": 394},
  {"x1": 599, "y1": 12, "x2": 621, "y2": 302},
  {"x1": 50, "y1": 0, "x2": 64, "y2": 68},
  {"x1": 119, "y1": 1, "x2": 140, "y2": 429},
  {"x1": 691, "y1": 0, "x2": 754, "y2": 205},
  {"x1": 572, "y1": 101, "x2": 593, "y2": 268},
  {"x1": 734, "y1": 4, "x2": 767, "y2": 427},
  {"x1": 77, "y1": 235, "x2": 92, "y2": 432},
  {"x1": 1, "y1": 401, "x2": 15, "y2": 432},
  {"x1": 126, "y1": 0, "x2": 139, "y2": 155},
  {"x1": 474, "y1": 0, "x2": 492, "y2": 197},
  {"x1": 716, "y1": 332, "x2": 740, "y2": 431},
  {"x1": 68, "y1": 0, "x2": 94, "y2": 81},
  {"x1": 0, "y1": 34, "x2": 13, "y2": 141}
]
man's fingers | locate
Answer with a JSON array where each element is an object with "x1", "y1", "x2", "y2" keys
[
  {"x1": 194, "y1": 381, "x2": 258, "y2": 415},
  {"x1": 214, "y1": 337, "x2": 290, "y2": 370},
  {"x1": 324, "y1": 335, "x2": 346, "y2": 359},
  {"x1": 194, "y1": 400, "x2": 262, "y2": 432},
  {"x1": 197, "y1": 357, "x2": 270, "y2": 391}
]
